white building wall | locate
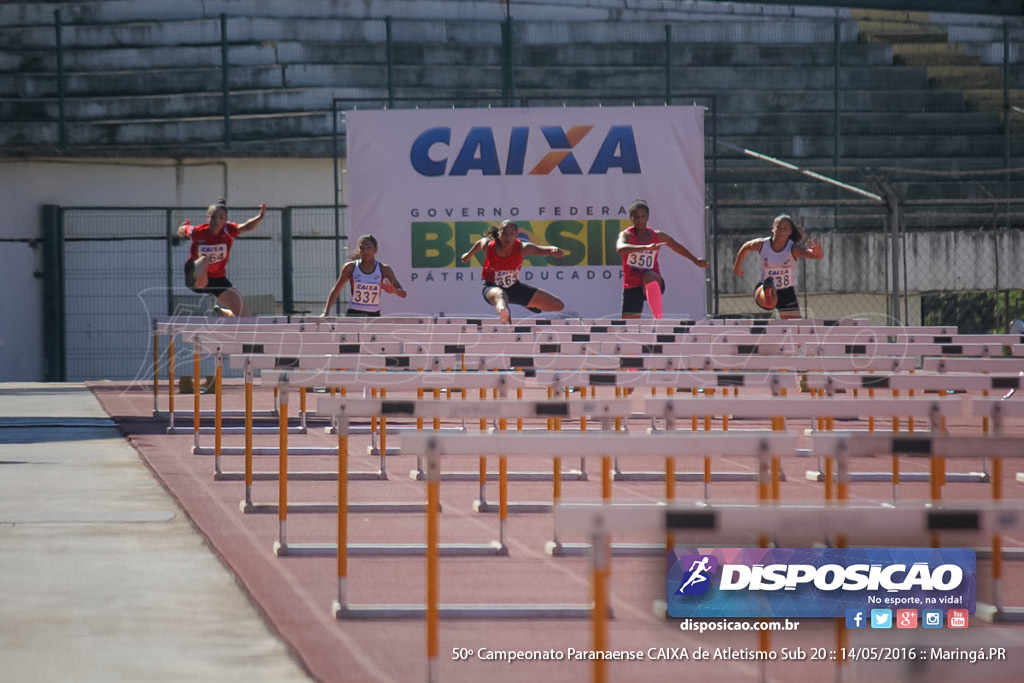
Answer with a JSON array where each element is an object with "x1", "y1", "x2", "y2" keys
[{"x1": 0, "y1": 157, "x2": 336, "y2": 381}]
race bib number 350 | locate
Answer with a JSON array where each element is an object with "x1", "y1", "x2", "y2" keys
[{"x1": 626, "y1": 250, "x2": 657, "y2": 271}]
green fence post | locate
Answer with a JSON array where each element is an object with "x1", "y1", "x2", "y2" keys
[
  {"x1": 221, "y1": 13, "x2": 231, "y2": 150},
  {"x1": 282, "y1": 207, "x2": 294, "y2": 315},
  {"x1": 42, "y1": 205, "x2": 66, "y2": 381},
  {"x1": 1004, "y1": 21, "x2": 1011, "y2": 225},
  {"x1": 55, "y1": 10, "x2": 67, "y2": 149},
  {"x1": 386, "y1": 16, "x2": 395, "y2": 108},
  {"x1": 833, "y1": 20, "x2": 842, "y2": 231},
  {"x1": 166, "y1": 209, "x2": 175, "y2": 315},
  {"x1": 502, "y1": 16, "x2": 516, "y2": 106},
  {"x1": 664, "y1": 25, "x2": 672, "y2": 104}
]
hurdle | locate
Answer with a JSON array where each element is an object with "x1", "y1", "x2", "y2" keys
[
  {"x1": 556, "y1": 501, "x2": 1024, "y2": 683},
  {"x1": 972, "y1": 396, "x2": 1024, "y2": 499},
  {"x1": 923, "y1": 356, "x2": 1024, "y2": 374},
  {"x1": 811, "y1": 432, "x2": 1024, "y2": 624},
  {"x1": 401, "y1": 431, "x2": 798, "y2": 558}
]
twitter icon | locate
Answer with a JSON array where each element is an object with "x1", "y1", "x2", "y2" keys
[{"x1": 870, "y1": 609, "x2": 892, "y2": 629}]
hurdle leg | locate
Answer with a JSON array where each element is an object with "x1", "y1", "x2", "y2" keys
[
  {"x1": 192, "y1": 348, "x2": 201, "y2": 451},
  {"x1": 335, "y1": 416, "x2": 351, "y2": 613},
  {"x1": 891, "y1": 456, "x2": 900, "y2": 504},
  {"x1": 665, "y1": 456, "x2": 675, "y2": 549},
  {"x1": 152, "y1": 327, "x2": 160, "y2": 416},
  {"x1": 498, "y1": 455, "x2": 509, "y2": 552},
  {"x1": 167, "y1": 338, "x2": 176, "y2": 431},
  {"x1": 591, "y1": 522, "x2": 611, "y2": 683},
  {"x1": 214, "y1": 352, "x2": 223, "y2": 477},
  {"x1": 272, "y1": 377, "x2": 290, "y2": 555},
  {"x1": 426, "y1": 447, "x2": 441, "y2": 683},
  {"x1": 548, "y1": 456, "x2": 563, "y2": 554},
  {"x1": 378, "y1": 387, "x2": 388, "y2": 477},
  {"x1": 478, "y1": 387, "x2": 488, "y2": 507},
  {"x1": 241, "y1": 360, "x2": 254, "y2": 512}
]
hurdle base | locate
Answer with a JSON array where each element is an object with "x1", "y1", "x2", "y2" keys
[
  {"x1": 805, "y1": 470, "x2": 989, "y2": 483},
  {"x1": 547, "y1": 541, "x2": 664, "y2": 557},
  {"x1": 1016, "y1": 472, "x2": 1024, "y2": 483},
  {"x1": 613, "y1": 470, "x2": 783, "y2": 483},
  {"x1": 474, "y1": 500, "x2": 553, "y2": 514},
  {"x1": 323, "y1": 425, "x2": 375, "y2": 435},
  {"x1": 410, "y1": 469, "x2": 587, "y2": 482},
  {"x1": 332, "y1": 601, "x2": 596, "y2": 620},
  {"x1": 192, "y1": 446, "x2": 339, "y2": 456},
  {"x1": 182, "y1": 426, "x2": 306, "y2": 439},
  {"x1": 974, "y1": 547, "x2": 1024, "y2": 561},
  {"x1": 276, "y1": 541, "x2": 507, "y2": 558},
  {"x1": 215, "y1": 470, "x2": 385, "y2": 482},
  {"x1": 367, "y1": 446, "x2": 401, "y2": 456},
  {"x1": 242, "y1": 501, "x2": 426, "y2": 515},
  {"x1": 974, "y1": 602, "x2": 1024, "y2": 623}
]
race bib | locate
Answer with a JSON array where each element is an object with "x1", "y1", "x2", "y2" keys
[
  {"x1": 198, "y1": 243, "x2": 228, "y2": 264},
  {"x1": 352, "y1": 282, "x2": 381, "y2": 306},
  {"x1": 494, "y1": 269, "x2": 520, "y2": 288},
  {"x1": 766, "y1": 268, "x2": 792, "y2": 288},
  {"x1": 626, "y1": 250, "x2": 657, "y2": 271}
]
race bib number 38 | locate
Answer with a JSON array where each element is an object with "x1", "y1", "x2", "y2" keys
[{"x1": 626, "y1": 250, "x2": 657, "y2": 271}]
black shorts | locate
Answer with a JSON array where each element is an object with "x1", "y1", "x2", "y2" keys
[
  {"x1": 754, "y1": 281, "x2": 799, "y2": 314},
  {"x1": 482, "y1": 280, "x2": 539, "y2": 308},
  {"x1": 184, "y1": 259, "x2": 233, "y2": 296},
  {"x1": 345, "y1": 309, "x2": 381, "y2": 318},
  {"x1": 620, "y1": 280, "x2": 665, "y2": 317}
]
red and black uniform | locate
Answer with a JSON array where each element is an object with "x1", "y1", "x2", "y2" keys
[
  {"x1": 184, "y1": 222, "x2": 240, "y2": 295},
  {"x1": 619, "y1": 226, "x2": 665, "y2": 316},
  {"x1": 480, "y1": 239, "x2": 539, "y2": 308}
]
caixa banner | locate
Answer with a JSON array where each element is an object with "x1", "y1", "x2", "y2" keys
[{"x1": 667, "y1": 548, "x2": 976, "y2": 619}]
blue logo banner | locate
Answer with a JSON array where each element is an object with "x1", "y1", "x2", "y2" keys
[{"x1": 666, "y1": 548, "x2": 976, "y2": 619}]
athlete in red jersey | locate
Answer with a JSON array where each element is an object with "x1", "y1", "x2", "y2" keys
[
  {"x1": 461, "y1": 219, "x2": 565, "y2": 324},
  {"x1": 615, "y1": 198, "x2": 709, "y2": 319},
  {"x1": 177, "y1": 198, "x2": 266, "y2": 317}
]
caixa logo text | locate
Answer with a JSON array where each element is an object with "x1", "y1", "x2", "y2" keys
[{"x1": 409, "y1": 125, "x2": 641, "y2": 176}]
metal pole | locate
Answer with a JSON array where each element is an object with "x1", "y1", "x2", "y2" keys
[
  {"x1": 834, "y1": 20, "x2": 842, "y2": 232},
  {"x1": 55, "y1": 10, "x2": 66, "y2": 149},
  {"x1": 710, "y1": 97, "x2": 720, "y2": 317},
  {"x1": 664, "y1": 25, "x2": 672, "y2": 104},
  {"x1": 282, "y1": 207, "x2": 294, "y2": 315},
  {"x1": 888, "y1": 192, "x2": 901, "y2": 325},
  {"x1": 42, "y1": 205, "x2": 66, "y2": 381},
  {"x1": 332, "y1": 100, "x2": 343, "y2": 315},
  {"x1": 1004, "y1": 22, "x2": 1011, "y2": 227},
  {"x1": 221, "y1": 13, "x2": 231, "y2": 150},
  {"x1": 385, "y1": 17, "x2": 394, "y2": 108}
]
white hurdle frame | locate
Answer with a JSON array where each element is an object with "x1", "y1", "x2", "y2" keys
[
  {"x1": 811, "y1": 432, "x2": 1024, "y2": 624},
  {"x1": 645, "y1": 395, "x2": 966, "y2": 495},
  {"x1": 402, "y1": 432, "x2": 799, "y2": 558}
]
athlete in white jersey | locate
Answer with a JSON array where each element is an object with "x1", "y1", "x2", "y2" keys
[
  {"x1": 321, "y1": 234, "x2": 407, "y2": 317},
  {"x1": 732, "y1": 214, "x2": 823, "y2": 319}
]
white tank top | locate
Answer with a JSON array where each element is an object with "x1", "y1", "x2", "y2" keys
[
  {"x1": 348, "y1": 261, "x2": 383, "y2": 312},
  {"x1": 759, "y1": 239, "x2": 797, "y2": 289}
]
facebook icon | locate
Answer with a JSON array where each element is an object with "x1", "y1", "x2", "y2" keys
[{"x1": 846, "y1": 609, "x2": 867, "y2": 629}]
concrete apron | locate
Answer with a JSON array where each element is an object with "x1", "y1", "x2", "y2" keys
[{"x1": 0, "y1": 382, "x2": 310, "y2": 683}]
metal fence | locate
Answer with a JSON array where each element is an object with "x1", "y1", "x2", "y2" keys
[
  {"x1": 43, "y1": 189, "x2": 1024, "y2": 381},
  {"x1": 19, "y1": 9, "x2": 1024, "y2": 378}
]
